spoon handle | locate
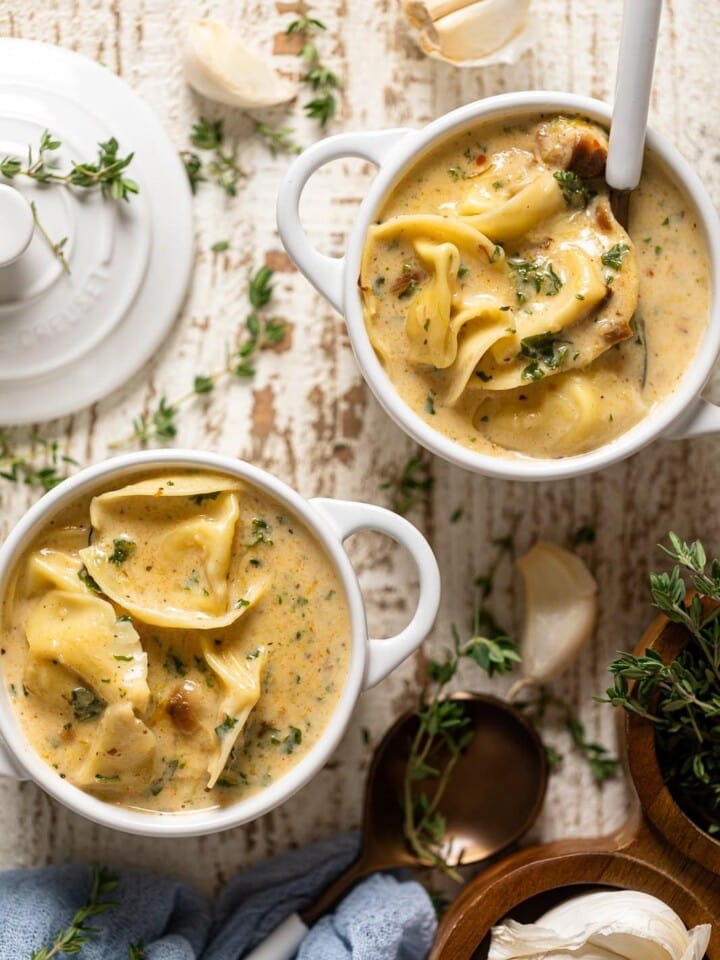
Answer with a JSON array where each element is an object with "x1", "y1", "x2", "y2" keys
[
  {"x1": 606, "y1": 0, "x2": 662, "y2": 192},
  {"x1": 242, "y1": 855, "x2": 374, "y2": 960}
]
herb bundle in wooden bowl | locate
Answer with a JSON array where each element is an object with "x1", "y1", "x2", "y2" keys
[{"x1": 604, "y1": 533, "x2": 720, "y2": 872}]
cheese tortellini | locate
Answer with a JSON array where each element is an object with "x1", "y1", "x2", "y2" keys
[
  {"x1": 361, "y1": 112, "x2": 708, "y2": 459},
  {"x1": 1, "y1": 471, "x2": 351, "y2": 814}
]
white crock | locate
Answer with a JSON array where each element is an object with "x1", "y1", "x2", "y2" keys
[
  {"x1": 0, "y1": 450, "x2": 440, "y2": 837},
  {"x1": 277, "y1": 91, "x2": 720, "y2": 481}
]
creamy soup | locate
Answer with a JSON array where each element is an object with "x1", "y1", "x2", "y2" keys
[
  {"x1": 361, "y1": 114, "x2": 709, "y2": 459},
  {"x1": 0, "y1": 472, "x2": 351, "y2": 813}
]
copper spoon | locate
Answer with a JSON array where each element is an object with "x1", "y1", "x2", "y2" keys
[{"x1": 245, "y1": 692, "x2": 548, "y2": 960}]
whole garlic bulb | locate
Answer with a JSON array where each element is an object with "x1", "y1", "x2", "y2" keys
[
  {"x1": 490, "y1": 890, "x2": 711, "y2": 960},
  {"x1": 402, "y1": 0, "x2": 535, "y2": 66},
  {"x1": 184, "y1": 19, "x2": 297, "y2": 109}
]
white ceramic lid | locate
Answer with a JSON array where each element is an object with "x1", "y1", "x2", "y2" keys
[{"x1": 0, "y1": 39, "x2": 193, "y2": 424}]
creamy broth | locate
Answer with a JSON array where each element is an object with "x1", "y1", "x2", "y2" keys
[
  {"x1": 361, "y1": 114, "x2": 709, "y2": 459},
  {"x1": 0, "y1": 472, "x2": 350, "y2": 813}
]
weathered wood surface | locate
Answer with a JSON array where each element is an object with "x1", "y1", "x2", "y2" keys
[{"x1": 0, "y1": 0, "x2": 718, "y2": 899}]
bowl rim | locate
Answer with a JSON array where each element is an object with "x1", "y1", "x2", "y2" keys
[
  {"x1": 0, "y1": 449, "x2": 369, "y2": 837},
  {"x1": 625, "y1": 607, "x2": 720, "y2": 873},
  {"x1": 341, "y1": 90, "x2": 720, "y2": 480}
]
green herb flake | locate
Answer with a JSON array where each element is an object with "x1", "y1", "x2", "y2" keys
[
  {"x1": 601, "y1": 243, "x2": 630, "y2": 271},
  {"x1": 283, "y1": 726, "x2": 303, "y2": 754},
  {"x1": 69, "y1": 687, "x2": 105, "y2": 722},
  {"x1": 211, "y1": 240, "x2": 230, "y2": 253},
  {"x1": 108, "y1": 538, "x2": 136, "y2": 566},
  {"x1": 163, "y1": 652, "x2": 187, "y2": 677},
  {"x1": 78, "y1": 566, "x2": 101, "y2": 593},
  {"x1": 215, "y1": 714, "x2": 239, "y2": 739}
]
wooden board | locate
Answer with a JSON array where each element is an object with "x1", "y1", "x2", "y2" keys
[{"x1": 0, "y1": 0, "x2": 718, "y2": 900}]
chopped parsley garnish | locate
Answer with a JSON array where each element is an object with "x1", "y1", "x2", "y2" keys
[
  {"x1": 284, "y1": 726, "x2": 303, "y2": 754},
  {"x1": 521, "y1": 361, "x2": 545, "y2": 382},
  {"x1": 553, "y1": 169, "x2": 598, "y2": 207},
  {"x1": 113, "y1": 655, "x2": 134, "y2": 662},
  {"x1": 108, "y1": 538, "x2": 136, "y2": 565},
  {"x1": 215, "y1": 714, "x2": 239, "y2": 739},
  {"x1": 476, "y1": 370, "x2": 492, "y2": 383},
  {"x1": 69, "y1": 687, "x2": 105, "y2": 722},
  {"x1": 490, "y1": 244, "x2": 503, "y2": 264},
  {"x1": 425, "y1": 392, "x2": 436, "y2": 415},
  {"x1": 372, "y1": 276, "x2": 385, "y2": 294},
  {"x1": 94, "y1": 774, "x2": 121, "y2": 783},
  {"x1": 398, "y1": 279, "x2": 419, "y2": 300},
  {"x1": 508, "y1": 258, "x2": 563, "y2": 298},
  {"x1": 78, "y1": 566, "x2": 101, "y2": 593},
  {"x1": 519, "y1": 331, "x2": 570, "y2": 380},
  {"x1": 163, "y1": 652, "x2": 187, "y2": 677},
  {"x1": 150, "y1": 759, "x2": 179, "y2": 796},
  {"x1": 447, "y1": 166, "x2": 466, "y2": 181},
  {"x1": 601, "y1": 243, "x2": 630, "y2": 271},
  {"x1": 457, "y1": 264, "x2": 470, "y2": 279},
  {"x1": 249, "y1": 517, "x2": 273, "y2": 546},
  {"x1": 235, "y1": 598, "x2": 250, "y2": 609},
  {"x1": 187, "y1": 491, "x2": 220, "y2": 505}
]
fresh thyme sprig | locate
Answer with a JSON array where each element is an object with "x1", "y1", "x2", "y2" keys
[
  {"x1": 518, "y1": 687, "x2": 618, "y2": 782},
  {"x1": 30, "y1": 865, "x2": 118, "y2": 960},
  {"x1": 380, "y1": 456, "x2": 434, "y2": 515},
  {"x1": 112, "y1": 265, "x2": 285, "y2": 448},
  {"x1": 254, "y1": 121, "x2": 301, "y2": 158},
  {"x1": 0, "y1": 131, "x2": 137, "y2": 198},
  {"x1": 602, "y1": 533, "x2": 720, "y2": 833},
  {"x1": 0, "y1": 131, "x2": 137, "y2": 272},
  {"x1": 181, "y1": 118, "x2": 245, "y2": 196},
  {"x1": 403, "y1": 530, "x2": 520, "y2": 877},
  {"x1": 286, "y1": 9, "x2": 340, "y2": 128},
  {"x1": 0, "y1": 432, "x2": 77, "y2": 492}
]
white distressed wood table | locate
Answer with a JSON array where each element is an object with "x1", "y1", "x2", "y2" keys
[{"x1": 0, "y1": 0, "x2": 718, "y2": 902}]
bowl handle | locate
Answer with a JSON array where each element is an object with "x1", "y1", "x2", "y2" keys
[
  {"x1": 0, "y1": 736, "x2": 27, "y2": 780},
  {"x1": 276, "y1": 129, "x2": 414, "y2": 313},
  {"x1": 663, "y1": 397, "x2": 720, "y2": 440},
  {"x1": 310, "y1": 498, "x2": 440, "y2": 688}
]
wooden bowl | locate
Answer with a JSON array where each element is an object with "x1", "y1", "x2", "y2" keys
[
  {"x1": 626, "y1": 611, "x2": 720, "y2": 874},
  {"x1": 430, "y1": 609, "x2": 720, "y2": 960}
]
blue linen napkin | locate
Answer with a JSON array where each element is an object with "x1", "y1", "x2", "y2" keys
[{"x1": 0, "y1": 831, "x2": 437, "y2": 960}]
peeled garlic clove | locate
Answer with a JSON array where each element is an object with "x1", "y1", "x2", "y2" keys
[
  {"x1": 402, "y1": 0, "x2": 533, "y2": 66},
  {"x1": 184, "y1": 19, "x2": 297, "y2": 109},
  {"x1": 516, "y1": 541, "x2": 597, "y2": 683}
]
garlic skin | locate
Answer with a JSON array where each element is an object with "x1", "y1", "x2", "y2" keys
[
  {"x1": 402, "y1": 0, "x2": 536, "y2": 67},
  {"x1": 516, "y1": 541, "x2": 597, "y2": 684},
  {"x1": 489, "y1": 890, "x2": 711, "y2": 960},
  {"x1": 184, "y1": 20, "x2": 297, "y2": 109}
]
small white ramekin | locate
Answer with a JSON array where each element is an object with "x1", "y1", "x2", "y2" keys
[
  {"x1": 0, "y1": 449, "x2": 440, "y2": 837},
  {"x1": 277, "y1": 91, "x2": 720, "y2": 481}
]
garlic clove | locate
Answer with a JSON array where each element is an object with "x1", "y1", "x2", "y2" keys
[
  {"x1": 516, "y1": 541, "x2": 597, "y2": 683},
  {"x1": 490, "y1": 891, "x2": 711, "y2": 960},
  {"x1": 184, "y1": 19, "x2": 297, "y2": 109},
  {"x1": 402, "y1": 0, "x2": 533, "y2": 66}
]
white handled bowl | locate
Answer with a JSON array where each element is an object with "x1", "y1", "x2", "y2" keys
[
  {"x1": 276, "y1": 91, "x2": 720, "y2": 481},
  {"x1": 0, "y1": 449, "x2": 440, "y2": 837}
]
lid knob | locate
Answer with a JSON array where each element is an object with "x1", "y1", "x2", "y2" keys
[{"x1": 0, "y1": 184, "x2": 34, "y2": 267}]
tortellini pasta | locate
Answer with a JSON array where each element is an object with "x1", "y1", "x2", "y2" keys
[
  {"x1": 358, "y1": 111, "x2": 699, "y2": 460},
  {"x1": 78, "y1": 473, "x2": 264, "y2": 629},
  {"x1": 25, "y1": 590, "x2": 150, "y2": 711}
]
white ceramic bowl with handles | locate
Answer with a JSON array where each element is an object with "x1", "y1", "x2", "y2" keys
[
  {"x1": 0, "y1": 449, "x2": 440, "y2": 837},
  {"x1": 277, "y1": 90, "x2": 720, "y2": 481}
]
